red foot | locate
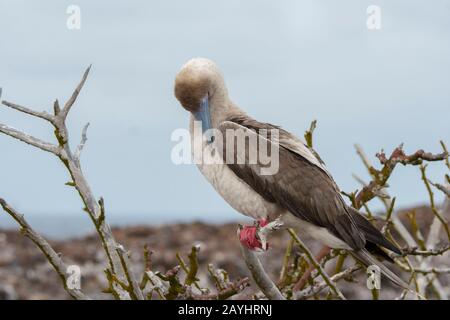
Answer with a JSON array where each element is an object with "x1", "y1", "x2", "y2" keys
[{"x1": 239, "y1": 219, "x2": 269, "y2": 250}]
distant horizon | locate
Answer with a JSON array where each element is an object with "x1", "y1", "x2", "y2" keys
[{"x1": 0, "y1": 199, "x2": 436, "y2": 239}]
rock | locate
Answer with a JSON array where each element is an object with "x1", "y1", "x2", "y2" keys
[
  {"x1": 0, "y1": 284, "x2": 17, "y2": 300},
  {"x1": 0, "y1": 205, "x2": 447, "y2": 299}
]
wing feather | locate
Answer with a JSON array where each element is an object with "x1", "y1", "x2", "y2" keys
[{"x1": 218, "y1": 117, "x2": 366, "y2": 250}]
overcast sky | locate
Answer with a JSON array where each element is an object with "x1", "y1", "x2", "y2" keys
[{"x1": 0, "y1": 1, "x2": 449, "y2": 234}]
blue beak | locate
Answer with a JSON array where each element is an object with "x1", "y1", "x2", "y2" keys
[{"x1": 193, "y1": 96, "x2": 213, "y2": 143}]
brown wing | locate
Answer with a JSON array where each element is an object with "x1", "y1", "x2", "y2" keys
[{"x1": 218, "y1": 117, "x2": 366, "y2": 250}]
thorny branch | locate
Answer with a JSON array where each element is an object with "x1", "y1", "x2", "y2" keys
[
  {"x1": 399, "y1": 245, "x2": 450, "y2": 257},
  {"x1": 0, "y1": 66, "x2": 138, "y2": 299},
  {"x1": 294, "y1": 265, "x2": 361, "y2": 300},
  {"x1": 288, "y1": 229, "x2": 346, "y2": 300},
  {"x1": 144, "y1": 245, "x2": 249, "y2": 300},
  {"x1": 353, "y1": 140, "x2": 450, "y2": 299},
  {"x1": 0, "y1": 199, "x2": 90, "y2": 300},
  {"x1": 419, "y1": 164, "x2": 450, "y2": 240},
  {"x1": 354, "y1": 143, "x2": 448, "y2": 208}
]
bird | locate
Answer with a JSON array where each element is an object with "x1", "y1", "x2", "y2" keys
[{"x1": 174, "y1": 57, "x2": 409, "y2": 291}]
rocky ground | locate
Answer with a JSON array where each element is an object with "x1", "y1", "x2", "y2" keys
[{"x1": 0, "y1": 206, "x2": 448, "y2": 300}]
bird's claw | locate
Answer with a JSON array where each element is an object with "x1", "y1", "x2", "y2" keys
[
  {"x1": 239, "y1": 223, "x2": 265, "y2": 251},
  {"x1": 239, "y1": 217, "x2": 283, "y2": 251}
]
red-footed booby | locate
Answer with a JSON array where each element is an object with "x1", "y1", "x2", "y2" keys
[{"x1": 174, "y1": 57, "x2": 408, "y2": 290}]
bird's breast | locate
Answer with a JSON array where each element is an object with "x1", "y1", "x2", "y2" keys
[{"x1": 194, "y1": 141, "x2": 279, "y2": 220}]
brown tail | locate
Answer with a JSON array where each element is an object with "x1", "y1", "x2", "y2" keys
[
  {"x1": 350, "y1": 249, "x2": 425, "y2": 299},
  {"x1": 350, "y1": 249, "x2": 409, "y2": 290},
  {"x1": 348, "y1": 206, "x2": 402, "y2": 255}
]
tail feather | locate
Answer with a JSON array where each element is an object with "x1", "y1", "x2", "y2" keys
[
  {"x1": 365, "y1": 241, "x2": 395, "y2": 263},
  {"x1": 350, "y1": 249, "x2": 411, "y2": 291},
  {"x1": 348, "y1": 206, "x2": 402, "y2": 255}
]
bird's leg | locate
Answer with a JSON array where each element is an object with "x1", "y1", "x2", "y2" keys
[
  {"x1": 239, "y1": 217, "x2": 283, "y2": 251},
  {"x1": 293, "y1": 245, "x2": 331, "y2": 291}
]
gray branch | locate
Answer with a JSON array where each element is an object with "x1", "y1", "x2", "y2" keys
[
  {"x1": 74, "y1": 122, "x2": 90, "y2": 164},
  {"x1": 0, "y1": 66, "x2": 140, "y2": 300},
  {"x1": 0, "y1": 198, "x2": 90, "y2": 300},
  {"x1": 354, "y1": 144, "x2": 449, "y2": 299},
  {"x1": 294, "y1": 265, "x2": 361, "y2": 300},
  {"x1": 238, "y1": 226, "x2": 285, "y2": 300},
  {"x1": 0, "y1": 124, "x2": 59, "y2": 154},
  {"x1": 61, "y1": 65, "x2": 91, "y2": 119},
  {"x1": 288, "y1": 229, "x2": 346, "y2": 300},
  {"x1": 116, "y1": 246, "x2": 145, "y2": 300},
  {"x1": 1, "y1": 100, "x2": 55, "y2": 122}
]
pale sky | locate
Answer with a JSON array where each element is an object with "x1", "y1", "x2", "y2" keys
[{"x1": 0, "y1": 1, "x2": 449, "y2": 236}]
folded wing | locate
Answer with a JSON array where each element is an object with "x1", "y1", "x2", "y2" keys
[{"x1": 218, "y1": 116, "x2": 366, "y2": 250}]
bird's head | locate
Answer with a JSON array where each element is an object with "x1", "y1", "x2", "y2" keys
[
  {"x1": 174, "y1": 58, "x2": 226, "y2": 112},
  {"x1": 174, "y1": 58, "x2": 228, "y2": 141}
]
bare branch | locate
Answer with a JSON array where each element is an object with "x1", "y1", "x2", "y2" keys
[
  {"x1": 0, "y1": 198, "x2": 90, "y2": 300},
  {"x1": 116, "y1": 246, "x2": 145, "y2": 300},
  {"x1": 288, "y1": 229, "x2": 346, "y2": 300},
  {"x1": 429, "y1": 180, "x2": 450, "y2": 198},
  {"x1": 304, "y1": 119, "x2": 317, "y2": 148},
  {"x1": 192, "y1": 278, "x2": 250, "y2": 300},
  {"x1": 0, "y1": 67, "x2": 131, "y2": 299},
  {"x1": 185, "y1": 244, "x2": 201, "y2": 286},
  {"x1": 156, "y1": 266, "x2": 185, "y2": 300},
  {"x1": 1, "y1": 100, "x2": 55, "y2": 122},
  {"x1": 354, "y1": 144, "x2": 448, "y2": 208},
  {"x1": 278, "y1": 237, "x2": 294, "y2": 285},
  {"x1": 207, "y1": 264, "x2": 227, "y2": 291},
  {"x1": 74, "y1": 122, "x2": 90, "y2": 163},
  {"x1": 144, "y1": 271, "x2": 167, "y2": 300},
  {"x1": 399, "y1": 245, "x2": 450, "y2": 257},
  {"x1": 0, "y1": 123, "x2": 60, "y2": 154},
  {"x1": 381, "y1": 197, "x2": 396, "y2": 234},
  {"x1": 420, "y1": 165, "x2": 450, "y2": 241},
  {"x1": 61, "y1": 65, "x2": 91, "y2": 119},
  {"x1": 398, "y1": 264, "x2": 450, "y2": 275},
  {"x1": 294, "y1": 265, "x2": 361, "y2": 300},
  {"x1": 427, "y1": 197, "x2": 450, "y2": 248},
  {"x1": 377, "y1": 146, "x2": 448, "y2": 165},
  {"x1": 238, "y1": 226, "x2": 285, "y2": 300},
  {"x1": 53, "y1": 99, "x2": 61, "y2": 115},
  {"x1": 354, "y1": 144, "x2": 449, "y2": 299},
  {"x1": 440, "y1": 140, "x2": 450, "y2": 170}
]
